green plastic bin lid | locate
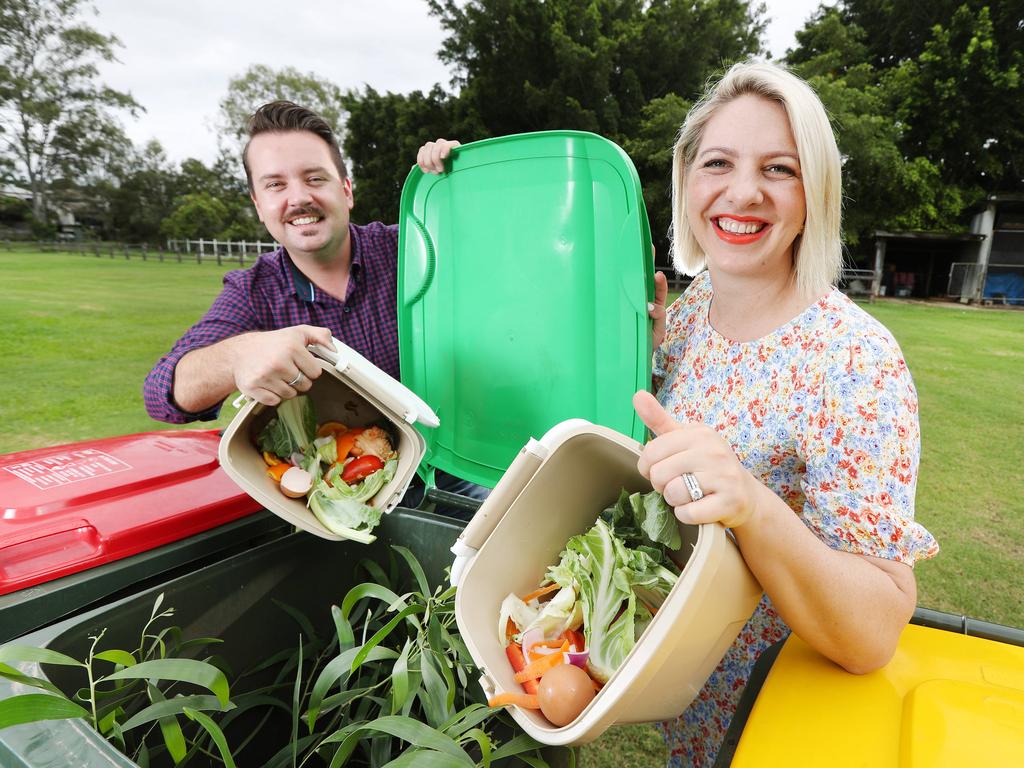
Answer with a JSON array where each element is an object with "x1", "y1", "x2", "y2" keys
[{"x1": 397, "y1": 130, "x2": 654, "y2": 488}]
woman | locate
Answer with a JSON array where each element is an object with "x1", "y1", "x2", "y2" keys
[{"x1": 635, "y1": 61, "x2": 938, "y2": 767}]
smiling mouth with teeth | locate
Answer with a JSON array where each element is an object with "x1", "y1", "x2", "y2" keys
[
  {"x1": 288, "y1": 215, "x2": 322, "y2": 226},
  {"x1": 715, "y1": 217, "x2": 767, "y2": 234}
]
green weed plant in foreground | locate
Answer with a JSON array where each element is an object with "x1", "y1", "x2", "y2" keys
[{"x1": 0, "y1": 546, "x2": 568, "y2": 767}]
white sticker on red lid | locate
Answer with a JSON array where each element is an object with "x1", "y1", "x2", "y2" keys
[{"x1": 2, "y1": 449, "x2": 132, "y2": 491}]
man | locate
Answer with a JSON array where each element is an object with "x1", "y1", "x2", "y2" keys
[{"x1": 144, "y1": 101, "x2": 475, "y2": 511}]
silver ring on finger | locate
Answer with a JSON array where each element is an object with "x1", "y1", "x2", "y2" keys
[
  {"x1": 682, "y1": 473, "x2": 704, "y2": 503},
  {"x1": 287, "y1": 372, "x2": 304, "y2": 387}
]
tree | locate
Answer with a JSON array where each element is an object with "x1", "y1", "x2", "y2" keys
[
  {"x1": 160, "y1": 193, "x2": 231, "y2": 240},
  {"x1": 96, "y1": 140, "x2": 180, "y2": 242},
  {"x1": 787, "y1": 2, "x2": 1023, "y2": 255},
  {"x1": 427, "y1": 0, "x2": 764, "y2": 141},
  {"x1": 621, "y1": 93, "x2": 691, "y2": 258},
  {"x1": 341, "y1": 86, "x2": 462, "y2": 225},
  {"x1": 0, "y1": 0, "x2": 140, "y2": 222},
  {"x1": 883, "y1": 5, "x2": 1023, "y2": 194},
  {"x1": 217, "y1": 65, "x2": 346, "y2": 154}
]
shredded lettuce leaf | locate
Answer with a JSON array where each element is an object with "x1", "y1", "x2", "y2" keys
[
  {"x1": 257, "y1": 396, "x2": 317, "y2": 459},
  {"x1": 306, "y1": 459, "x2": 398, "y2": 542}
]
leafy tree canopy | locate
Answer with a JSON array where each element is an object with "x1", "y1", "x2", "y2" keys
[
  {"x1": 217, "y1": 64, "x2": 346, "y2": 154},
  {"x1": 0, "y1": 0, "x2": 140, "y2": 220}
]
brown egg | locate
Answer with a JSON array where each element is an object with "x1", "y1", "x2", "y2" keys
[
  {"x1": 537, "y1": 663, "x2": 596, "y2": 727},
  {"x1": 279, "y1": 467, "x2": 313, "y2": 498}
]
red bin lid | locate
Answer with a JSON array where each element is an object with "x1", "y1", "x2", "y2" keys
[{"x1": 0, "y1": 430, "x2": 262, "y2": 596}]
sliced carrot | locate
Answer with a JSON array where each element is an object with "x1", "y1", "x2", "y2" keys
[
  {"x1": 487, "y1": 692, "x2": 540, "y2": 709},
  {"x1": 514, "y1": 641, "x2": 569, "y2": 683},
  {"x1": 317, "y1": 421, "x2": 348, "y2": 438},
  {"x1": 504, "y1": 618, "x2": 517, "y2": 644},
  {"x1": 527, "y1": 638, "x2": 571, "y2": 662},
  {"x1": 266, "y1": 463, "x2": 290, "y2": 482},
  {"x1": 505, "y1": 643, "x2": 538, "y2": 695},
  {"x1": 263, "y1": 451, "x2": 283, "y2": 466},
  {"x1": 335, "y1": 428, "x2": 364, "y2": 460},
  {"x1": 520, "y1": 583, "x2": 560, "y2": 604}
]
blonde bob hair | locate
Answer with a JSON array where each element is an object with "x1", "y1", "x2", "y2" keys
[{"x1": 670, "y1": 60, "x2": 842, "y2": 299}]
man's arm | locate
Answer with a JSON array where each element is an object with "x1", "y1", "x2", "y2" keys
[{"x1": 172, "y1": 325, "x2": 333, "y2": 412}]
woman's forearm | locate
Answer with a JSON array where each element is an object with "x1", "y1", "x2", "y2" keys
[{"x1": 733, "y1": 481, "x2": 917, "y2": 674}]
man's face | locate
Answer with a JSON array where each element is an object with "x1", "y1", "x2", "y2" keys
[{"x1": 248, "y1": 130, "x2": 354, "y2": 263}]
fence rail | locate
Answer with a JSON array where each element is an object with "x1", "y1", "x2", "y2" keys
[{"x1": 4, "y1": 238, "x2": 280, "y2": 266}]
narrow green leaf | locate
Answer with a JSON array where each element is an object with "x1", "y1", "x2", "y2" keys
[
  {"x1": 441, "y1": 704, "x2": 492, "y2": 738},
  {"x1": 0, "y1": 646, "x2": 84, "y2": 668},
  {"x1": 274, "y1": 600, "x2": 319, "y2": 644},
  {"x1": 183, "y1": 707, "x2": 237, "y2": 768},
  {"x1": 158, "y1": 711, "x2": 187, "y2": 764},
  {"x1": 351, "y1": 603, "x2": 425, "y2": 672},
  {"x1": 372, "y1": 730, "x2": 394, "y2": 766},
  {"x1": 177, "y1": 637, "x2": 225, "y2": 652},
  {"x1": 94, "y1": 649, "x2": 137, "y2": 667},
  {"x1": 119, "y1": 695, "x2": 233, "y2": 731},
  {"x1": 382, "y1": 749, "x2": 470, "y2": 768},
  {"x1": 340, "y1": 583, "x2": 407, "y2": 621},
  {"x1": 102, "y1": 658, "x2": 230, "y2": 706},
  {"x1": 461, "y1": 728, "x2": 492, "y2": 768},
  {"x1": 356, "y1": 557, "x2": 391, "y2": 588},
  {"x1": 0, "y1": 661, "x2": 63, "y2": 695},
  {"x1": 390, "y1": 639, "x2": 412, "y2": 715},
  {"x1": 419, "y1": 650, "x2": 450, "y2": 728},
  {"x1": 306, "y1": 646, "x2": 398, "y2": 728},
  {"x1": 291, "y1": 637, "x2": 302, "y2": 768},
  {"x1": 319, "y1": 716, "x2": 474, "y2": 766},
  {"x1": 391, "y1": 545, "x2": 430, "y2": 597},
  {"x1": 0, "y1": 693, "x2": 88, "y2": 729},
  {"x1": 516, "y1": 755, "x2": 555, "y2": 768},
  {"x1": 490, "y1": 733, "x2": 549, "y2": 761},
  {"x1": 331, "y1": 604, "x2": 355, "y2": 650}
]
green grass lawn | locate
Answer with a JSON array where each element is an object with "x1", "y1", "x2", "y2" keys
[{"x1": 2, "y1": 251, "x2": 1022, "y2": 767}]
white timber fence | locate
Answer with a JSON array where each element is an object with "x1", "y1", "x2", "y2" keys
[{"x1": 165, "y1": 238, "x2": 280, "y2": 265}]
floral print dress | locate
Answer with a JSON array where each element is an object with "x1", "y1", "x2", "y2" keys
[{"x1": 654, "y1": 272, "x2": 939, "y2": 767}]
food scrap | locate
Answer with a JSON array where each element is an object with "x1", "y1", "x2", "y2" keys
[
  {"x1": 257, "y1": 396, "x2": 399, "y2": 543},
  {"x1": 487, "y1": 489, "x2": 682, "y2": 727}
]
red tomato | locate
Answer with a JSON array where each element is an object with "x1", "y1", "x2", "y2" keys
[{"x1": 341, "y1": 455, "x2": 384, "y2": 484}]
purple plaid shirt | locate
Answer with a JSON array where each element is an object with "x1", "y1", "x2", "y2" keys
[{"x1": 144, "y1": 222, "x2": 400, "y2": 424}]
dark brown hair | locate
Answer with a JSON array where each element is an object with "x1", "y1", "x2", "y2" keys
[{"x1": 242, "y1": 100, "x2": 348, "y2": 192}]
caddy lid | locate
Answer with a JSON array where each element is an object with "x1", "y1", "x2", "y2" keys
[
  {"x1": 397, "y1": 130, "x2": 654, "y2": 488},
  {"x1": 312, "y1": 338, "x2": 439, "y2": 428}
]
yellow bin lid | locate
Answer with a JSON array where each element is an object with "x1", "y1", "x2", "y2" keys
[{"x1": 730, "y1": 624, "x2": 1024, "y2": 766}]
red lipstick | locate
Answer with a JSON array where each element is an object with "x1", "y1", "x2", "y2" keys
[{"x1": 713, "y1": 215, "x2": 769, "y2": 245}]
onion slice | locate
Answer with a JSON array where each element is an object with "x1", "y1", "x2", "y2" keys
[
  {"x1": 520, "y1": 628, "x2": 546, "y2": 659},
  {"x1": 564, "y1": 650, "x2": 590, "y2": 669}
]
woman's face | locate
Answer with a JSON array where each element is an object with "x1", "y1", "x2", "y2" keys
[{"x1": 685, "y1": 94, "x2": 806, "y2": 283}]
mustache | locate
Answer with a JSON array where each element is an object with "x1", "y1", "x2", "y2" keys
[{"x1": 284, "y1": 205, "x2": 325, "y2": 221}]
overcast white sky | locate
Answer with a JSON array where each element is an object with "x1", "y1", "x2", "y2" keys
[{"x1": 95, "y1": 0, "x2": 823, "y2": 165}]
